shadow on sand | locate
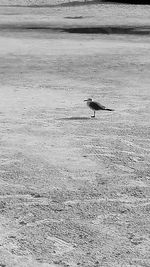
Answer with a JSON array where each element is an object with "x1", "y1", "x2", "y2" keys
[{"x1": 58, "y1": 117, "x2": 92, "y2": 121}]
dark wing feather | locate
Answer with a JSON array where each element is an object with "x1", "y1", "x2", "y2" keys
[{"x1": 89, "y1": 101, "x2": 106, "y2": 110}]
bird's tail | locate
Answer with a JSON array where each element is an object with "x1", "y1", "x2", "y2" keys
[{"x1": 105, "y1": 108, "x2": 114, "y2": 111}]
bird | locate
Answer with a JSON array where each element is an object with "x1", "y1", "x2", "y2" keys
[{"x1": 84, "y1": 98, "x2": 114, "y2": 118}]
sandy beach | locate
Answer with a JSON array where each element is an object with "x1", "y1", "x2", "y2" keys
[{"x1": 0, "y1": 3, "x2": 150, "y2": 267}]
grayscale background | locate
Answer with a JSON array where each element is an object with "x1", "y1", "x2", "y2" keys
[{"x1": 0, "y1": 1, "x2": 150, "y2": 267}]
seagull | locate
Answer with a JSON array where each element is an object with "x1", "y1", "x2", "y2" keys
[{"x1": 84, "y1": 98, "x2": 114, "y2": 118}]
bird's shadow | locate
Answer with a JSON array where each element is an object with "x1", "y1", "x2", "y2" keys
[{"x1": 57, "y1": 116, "x2": 93, "y2": 121}]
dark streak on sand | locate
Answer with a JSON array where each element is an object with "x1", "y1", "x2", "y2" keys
[
  {"x1": 0, "y1": 24, "x2": 150, "y2": 35},
  {"x1": 58, "y1": 117, "x2": 92, "y2": 120},
  {"x1": 65, "y1": 26, "x2": 150, "y2": 35}
]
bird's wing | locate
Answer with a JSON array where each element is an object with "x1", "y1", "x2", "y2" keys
[{"x1": 90, "y1": 101, "x2": 106, "y2": 110}]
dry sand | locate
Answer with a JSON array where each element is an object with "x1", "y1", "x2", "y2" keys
[{"x1": 0, "y1": 3, "x2": 150, "y2": 267}]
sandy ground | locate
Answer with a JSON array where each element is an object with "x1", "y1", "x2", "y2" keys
[{"x1": 0, "y1": 3, "x2": 150, "y2": 267}]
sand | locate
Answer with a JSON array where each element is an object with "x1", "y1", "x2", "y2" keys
[{"x1": 0, "y1": 3, "x2": 150, "y2": 267}]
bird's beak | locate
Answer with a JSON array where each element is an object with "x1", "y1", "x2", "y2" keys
[{"x1": 84, "y1": 99, "x2": 88, "y2": 102}]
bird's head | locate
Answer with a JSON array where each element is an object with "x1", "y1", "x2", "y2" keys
[{"x1": 84, "y1": 98, "x2": 93, "y2": 102}]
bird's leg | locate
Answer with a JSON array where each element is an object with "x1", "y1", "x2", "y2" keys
[{"x1": 91, "y1": 111, "x2": 95, "y2": 118}]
